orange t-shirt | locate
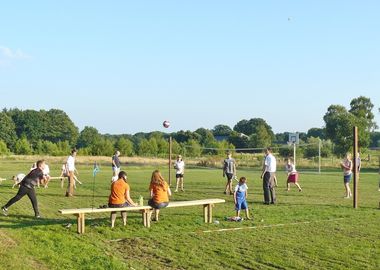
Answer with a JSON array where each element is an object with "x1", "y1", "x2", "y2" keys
[
  {"x1": 149, "y1": 181, "x2": 169, "y2": 204},
  {"x1": 109, "y1": 179, "x2": 130, "y2": 205}
]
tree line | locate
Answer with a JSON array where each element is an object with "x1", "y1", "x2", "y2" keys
[{"x1": 0, "y1": 96, "x2": 378, "y2": 158}]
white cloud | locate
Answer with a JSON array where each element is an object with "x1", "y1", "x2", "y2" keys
[{"x1": 0, "y1": 46, "x2": 31, "y2": 60}]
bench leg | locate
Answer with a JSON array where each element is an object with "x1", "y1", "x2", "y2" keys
[
  {"x1": 77, "y1": 213, "x2": 85, "y2": 234},
  {"x1": 207, "y1": 204, "x2": 214, "y2": 223},
  {"x1": 203, "y1": 205, "x2": 208, "y2": 223},
  {"x1": 142, "y1": 210, "x2": 151, "y2": 228}
]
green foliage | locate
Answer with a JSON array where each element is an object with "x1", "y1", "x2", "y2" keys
[
  {"x1": 0, "y1": 112, "x2": 17, "y2": 149},
  {"x1": 0, "y1": 140, "x2": 10, "y2": 155},
  {"x1": 6, "y1": 108, "x2": 79, "y2": 146},
  {"x1": 115, "y1": 137, "x2": 134, "y2": 156},
  {"x1": 212, "y1": 124, "x2": 233, "y2": 136},
  {"x1": 182, "y1": 139, "x2": 202, "y2": 157},
  {"x1": 307, "y1": 128, "x2": 325, "y2": 140},
  {"x1": 370, "y1": 132, "x2": 380, "y2": 147},
  {"x1": 14, "y1": 137, "x2": 33, "y2": 155},
  {"x1": 77, "y1": 126, "x2": 101, "y2": 149},
  {"x1": 233, "y1": 118, "x2": 275, "y2": 147},
  {"x1": 324, "y1": 97, "x2": 375, "y2": 156},
  {"x1": 90, "y1": 138, "x2": 115, "y2": 156},
  {"x1": 228, "y1": 131, "x2": 249, "y2": 149}
]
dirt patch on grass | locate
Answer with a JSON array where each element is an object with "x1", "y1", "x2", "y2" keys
[{"x1": 0, "y1": 230, "x2": 17, "y2": 251}]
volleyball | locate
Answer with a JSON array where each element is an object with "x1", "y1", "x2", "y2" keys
[{"x1": 163, "y1": 120, "x2": 170, "y2": 128}]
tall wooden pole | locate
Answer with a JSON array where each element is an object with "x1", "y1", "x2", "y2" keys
[
  {"x1": 353, "y1": 126, "x2": 358, "y2": 209},
  {"x1": 169, "y1": 136, "x2": 172, "y2": 186}
]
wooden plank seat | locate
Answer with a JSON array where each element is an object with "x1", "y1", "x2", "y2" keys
[{"x1": 59, "y1": 198, "x2": 225, "y2": 234}]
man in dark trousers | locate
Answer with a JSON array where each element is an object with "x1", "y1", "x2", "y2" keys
[
  {"x1": 261, "y1": 147, "x2": 277, "y2": 204},
  {"x1": 2, "y1": 159, "x2": 46, "y2": 218}
]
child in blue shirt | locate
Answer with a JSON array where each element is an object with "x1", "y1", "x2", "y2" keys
[{"x1": 234, "y1": 177, "x2": 251, "y2": 220}]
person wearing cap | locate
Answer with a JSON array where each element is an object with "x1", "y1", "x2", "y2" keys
[
  {"x1": 108, "y1": 171, "x2": 137, "y2": 227},
  {"x1": 174, "y1": 155, "x2": 185, "y2": 192}
]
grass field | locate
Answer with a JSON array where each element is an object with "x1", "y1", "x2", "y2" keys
[{"x1": 0, "y1": 160, "x2": 379, "y2": 270}]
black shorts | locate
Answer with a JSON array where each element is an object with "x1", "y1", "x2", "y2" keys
[
  {"x1": 226, "y1": 173, "x2": 234, "y2": 181},
  {"x1": 176, "y1": 174, "x2": 184, "y2": 178}
]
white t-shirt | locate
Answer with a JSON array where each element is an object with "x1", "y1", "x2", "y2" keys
[
  {"x1": 174, "y1": 160, "x2": 185, "y2": 174},
  {"x1": 235, "y1": 183, "x2": 248, "y2": 193},
  {"x1": 264, "y1": 154, "x2": 277, "y2": 173},
  {"x1": 286, "y1": 163, "x2": 297, "y2": 174},
  {"x1": 67, "y1": 155, "x2": 76, "y2": 172},
  {"x1": 43, "y1": 164, "x2": 50, "y2": 176}
]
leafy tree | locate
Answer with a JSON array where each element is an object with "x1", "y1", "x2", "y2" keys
[
  {"x1": 45, "y1": 109, "x2": 79, "y2": 145},
  {"x1": 172, "y1": 130, "x2": 201, "y2": 144},
  {"x1": 182, "y1": 139, "x2": 202, "y2": 157},
  {"x1": 0, "y1": 112, "x2": 17, "y2": 149},
  {"x1": 324, "y1": 97, "x2": 375, "y2": 156},
  {"x1": 370, "y1": 132, "x2": 380, "y2": 147},
  {"x1": 212, "y1": 125, "x2": 233, "y2": 137},
  {"x1": 324, "y1": 105, "x2": 355, "y2": 156},
  {"x1": 349, "y1": 96, "x2": 377, "y2": 130},
  {"x1": 0, "y1": 140, "x2": 10, "y2": 155},
  {"x1": 307, "y1": 128, "x2": 325, "y2": 140},
  {"x1": 77, "y1": 126, "x2": 101, "y2": 149},
  {"x1": 90, "y1": 138, "x2": 115, "y2": 156},
  {"x1": 14, "y1": 137, "x2": 33, "y2": 155},
  {"x1": 233, "y1": 118, "x2": 274, "y2": 147},
  {"x1": 228, "y1": 131, "x2": 250, "y2": 149},
  {"x1": 171, "y1": 139, "x2": 182, "y2": 156},
  {"x1": 115, "y1": 137, "x2": 134, "y2": 156}
]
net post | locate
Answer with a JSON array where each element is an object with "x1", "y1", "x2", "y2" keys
[{"x1": 353, "y1": 126, "x2": 358, "y2": 209}]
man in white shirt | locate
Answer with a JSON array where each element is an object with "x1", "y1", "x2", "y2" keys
[
  {"x1": 261, "y1": 147, "x2": 277, "y2": 204},
  {"x1": 65, "y1": 149, "x2": 77, "y2": 197}
]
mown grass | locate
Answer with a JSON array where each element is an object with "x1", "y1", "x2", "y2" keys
[{"x1": 0, "y1": 160, "x2": 379, "y2": 269}]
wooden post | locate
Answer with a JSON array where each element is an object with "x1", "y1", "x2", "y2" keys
[
  {"x1": 353, "y1": 126, "x2": 358, "y2": 209},
  {"x1": 207, "y1": 204, "x2": 213, "y2": 223},
  {"x1": 169, "y1": 136, "x2": 172, "y2": 186},
  {"x1": 77, "y1": 213, "x2": 85, "y2": 234},
  {"x1": 203, "y1": 205, "x2": 208, "y2": 223}
]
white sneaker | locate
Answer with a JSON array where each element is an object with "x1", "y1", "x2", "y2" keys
[{"x1": 2, "y1": 207, "x2": 8, "y2": 216}]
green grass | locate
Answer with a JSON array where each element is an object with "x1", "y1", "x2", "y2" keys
[{"x1": 0, "y1": 160, "x2": 379, "y2": 269}]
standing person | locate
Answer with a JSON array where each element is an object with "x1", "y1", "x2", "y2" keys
[
  {"x1": 112, "y1": 151, "x2": 121, "y2": 182},
  {"x1": 234, "y1": 177, "x2": 251, "y2": 220},
  {"x1": 261, "y1": 147, "x2": 277, "y2": 205},
  {"x1": 223, "y1": 152, "x2": 236, "y2": 195},
  {"x1": 174, "y1": 155, "x2": 185, "y2": 192},
  {"x1": 285, "y1": 158, "x2": 302, "y2": 192},
  {"x1": 148, "y1": 170, "x2": 171, "y2": 221},
  {"x1": 65, "y1": 149, "x2": 77, "y2": 197},
  {"x1": 41, "y1": 163, "x2": 51, "y2": 188},
  {"x1": 108, "y1": 171, "x2": 137, "y2": 228},
  {"x1": 340, "y1": 153, "x2": 353, "y2": 198},
  {"x1": 2, "y1": 160, "x2": 46, "y2": 218}
]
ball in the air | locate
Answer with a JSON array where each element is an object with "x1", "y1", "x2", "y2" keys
[{"x1": 163, "y1": 120, "x2": 170, "y2": 128}]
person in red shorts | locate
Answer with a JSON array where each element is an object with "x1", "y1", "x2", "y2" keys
[{"x1": 285, "y1": 158, "x2": 302, "y2": 192}]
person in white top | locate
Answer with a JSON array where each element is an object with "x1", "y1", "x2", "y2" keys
[
  {"x1": 260, "y1": 147, "x2": 277, "y2": 204},
  {"x1": 174, "y1": 155, "x2": 185, "y2": 192},
  {"x1": 285, "y1": 158, "x2": 302, "y2": 192},
  {"x1": 41, "y1": 164, "x2": 51, "y2": 188},
  {"x1": 340, "y1": 152, "x2": 353, "y2": 198},
  {"x1": 65, "y1": 149, "x2": 77, "y2": 197}
]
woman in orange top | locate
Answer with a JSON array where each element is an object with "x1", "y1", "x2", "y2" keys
[
  {"x1": 108, "y1": 171, "x2": 137, "y2": 227},
  {"x1": 148, "y1": 170, "x2": 171, "y2": 221}
]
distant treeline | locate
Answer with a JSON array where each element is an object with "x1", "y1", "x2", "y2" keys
[{"x1": 0, "y1": 96, "x2": 379, "y2": 157}]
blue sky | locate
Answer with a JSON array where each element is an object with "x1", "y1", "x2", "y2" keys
[{"x1": 1, "y1": 1, "x2": 379, "y2": 135}]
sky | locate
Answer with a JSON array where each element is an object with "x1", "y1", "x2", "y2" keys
[{"x1": 1, "y1": 1, "x2": 379, "y2": 135}]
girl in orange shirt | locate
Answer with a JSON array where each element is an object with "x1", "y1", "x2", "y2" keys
[{"x1": 148, "y1": 170, "x2": 171, "y2": 221}]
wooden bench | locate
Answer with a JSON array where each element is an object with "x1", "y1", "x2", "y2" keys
[{"x1": 58, "y1": 198, "x2": 225, "y2": 234}]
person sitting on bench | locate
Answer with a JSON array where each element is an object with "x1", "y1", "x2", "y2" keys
[
  {"x1": 148, "y1": 170, "x2": 171, "y2": 221},
  {"x1": 108, "y1": 171, "x2": 137, "y2": 228}
]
